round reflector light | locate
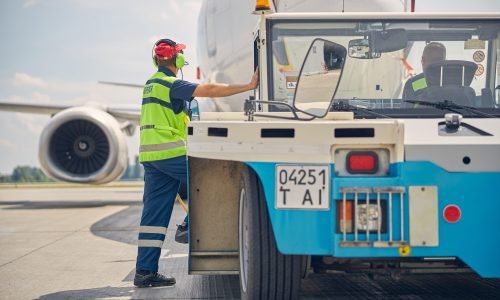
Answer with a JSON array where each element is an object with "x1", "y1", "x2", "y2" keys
[{"x1": 443, "y1": 205, "x2": 461, "y2": 223}]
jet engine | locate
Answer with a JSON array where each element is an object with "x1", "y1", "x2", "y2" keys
[{"x1": 38, "y1": 106, "x2": 129, "y2": 184}]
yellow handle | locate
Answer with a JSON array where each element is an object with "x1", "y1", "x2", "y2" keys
[{"x1": 176, "y1": 194, "x2": 188, "y2": 213}]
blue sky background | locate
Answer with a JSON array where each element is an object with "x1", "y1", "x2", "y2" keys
[
  {"x1": 0, "y1": 0, "x2": 499, "y2": 174},
  {"x1": 0, "y1": 0, "x2": 202, "y2": 174}
]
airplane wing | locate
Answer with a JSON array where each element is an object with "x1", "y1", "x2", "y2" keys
[
  {"x1": 98, "y1": 81, "x2": 144, "y2": 88},
  {"x1": 0, "y1": 101, "x2": 72, "y2": 115},
  {"x1": 106, "y1": 108, "x2": 140, "y2": 122},
  {"x1": 0, "y1": 101, "x2": 140, "y2": 123}
]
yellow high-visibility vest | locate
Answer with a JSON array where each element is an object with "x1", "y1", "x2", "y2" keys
[
  {"x1": 411, "y1": 77, "x2": 427, "y2": 92},
  {"x1": 139, "y1": 71, "x2": 189, "y2": 162}
]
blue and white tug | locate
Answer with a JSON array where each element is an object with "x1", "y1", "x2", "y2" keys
[{"x1": 187, "y1": 6, "x2": 500, "y2": 299}]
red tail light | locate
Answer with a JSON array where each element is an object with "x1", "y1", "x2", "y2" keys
[
  {"x1": 346, "y1": 151, "x2": 378, "y2": 174},
  {"x1": 196, "y1": 66, "x2": 201, "y2": 80},
  {"x1": 443, "y1": 205, "x2": 461, "y2": 223}
]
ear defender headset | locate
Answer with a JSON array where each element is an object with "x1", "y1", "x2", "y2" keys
[{"x1": 152, "y1": 38, "x2": 186, "y2": 69}]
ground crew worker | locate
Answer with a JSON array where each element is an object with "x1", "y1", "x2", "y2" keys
[
  {"x1": 403, "y1": 42, "x2": 446, "y2": 100},
  {"x1": 134, "y1": 38, "x2": 258, "y2": 288}
]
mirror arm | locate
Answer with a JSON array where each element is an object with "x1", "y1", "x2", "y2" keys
[
  {"x1": 245, "y1": 99, "x2": 300, "y2": 119},
  {"x1": 294, "y1": 106, "x2": 328, "y2": 119},
  {"x1": 260, "y1": 100, "x2": 299, "y2": 119},
  {"x1": 244, "y1": 99, "x2": 316, "y2": 121},
  {"x1": 258, "y1": 100, "x2": 316, "y2": 121},
  {"x1": 254, "y1": 112, "x2": 316, "y2": 121}
]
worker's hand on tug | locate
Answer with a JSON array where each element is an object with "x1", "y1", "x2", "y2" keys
[{"x1": 249, "y1": 68, "x2": 259, "y2": 90}]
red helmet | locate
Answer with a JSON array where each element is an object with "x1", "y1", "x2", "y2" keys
[{"x1": 153, "y1": 39, "x2": 186, "y2": 60}]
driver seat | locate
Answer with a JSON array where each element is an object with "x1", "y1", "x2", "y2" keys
[{"x1": 419, "y1": 60, "x2": 477, "y2": 106}]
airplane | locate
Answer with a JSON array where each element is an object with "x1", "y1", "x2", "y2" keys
[
  {"x1": 196, "y1": 0, "x2": 407, "y2": 111},
  {"x1": 0, "y1": 0, "x2": 408, "y2": 185}
]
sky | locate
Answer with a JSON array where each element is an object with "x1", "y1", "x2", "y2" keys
[
  {"x1": 0, "y1": 0, "x2": 499, "y2": 174},
  {"x1": 0, "y1": 0, "x2": 202, "y2": 174}
]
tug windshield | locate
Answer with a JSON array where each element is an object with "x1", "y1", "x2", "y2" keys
[{"x1": 269, "y1": 19, "x2": 500, "y2": 117}]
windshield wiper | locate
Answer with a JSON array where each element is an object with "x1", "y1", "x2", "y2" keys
[
  {"x1": 404, "y1": 100, "x2": 496, "y2": 118},
  {"x1": 332, "y1": 101, "x2": 391, "y2": 118}
]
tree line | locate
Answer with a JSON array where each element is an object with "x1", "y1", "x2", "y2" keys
[
  {"x1": 0, "y1": 166, "x2": 53, "y2": 183},
  {"x1": 121, "y1": 155, "x2": 144, "y2": 181},
  {"x1": 0, "y1": 156, "x2": 144, "y2": 183}
]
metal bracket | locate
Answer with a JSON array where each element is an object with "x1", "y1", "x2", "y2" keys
[
  {"x1": 244, "y1": 96, "x2": 256, "y2": 121},
  {"x1": 444, "y1": 113, "x2": 462, "y2": 129}
]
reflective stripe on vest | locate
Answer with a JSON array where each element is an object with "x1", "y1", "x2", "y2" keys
[
  {"x1": 412, "y1": 77, "x2": 427, "y2": 92},
  {"x1": 142, "y1": 97, "x2": 173, "y2": 109},
  {"x1": 139, "y1": 140, "x2": 186, "y2": 152},
  {"x1": 139, "y1": 72, "x2": 188, "y2": 162}
]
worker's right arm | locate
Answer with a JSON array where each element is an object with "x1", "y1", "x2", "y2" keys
[{"x1": 192, "y1": 68, "x2": 258, "y2": 98}]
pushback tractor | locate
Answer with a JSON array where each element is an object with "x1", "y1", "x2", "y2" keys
[{"x1": 187, "y1": 6, "x2": 500, "y2": 299}]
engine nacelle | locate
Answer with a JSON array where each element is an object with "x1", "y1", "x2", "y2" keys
[{"x1": 39, "y1": 106, "x2": 128, "y2": 184}]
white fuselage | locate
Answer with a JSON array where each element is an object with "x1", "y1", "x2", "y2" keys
[{"x1": 196, "y1": 0, "x2": 407, "y2": 112}]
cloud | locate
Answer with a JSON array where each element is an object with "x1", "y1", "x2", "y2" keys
[
  {"x1": 73, "y1": 0, "x2": 114, "y2": 9},
  {"x1": 10, "y1": 72, "x2": 113, "y2": 98},
  {"x1": 0, "y1": 0, "x2": 203, "y2": 173},
  {"x1": 23, "y1": 0, "x2": 38, "y2": 8},
  {"x1": 14, "y1": 73, "x2": 49, "y2": 89},
  {"x1": 31, "y1": 92, "x2": 51, "y2": 102},
  {"x1": 169, "y1": 1, "x2": 182, "y2": 16},
  {"x1": 185, "y1": 1, "x2": 202, "y2": 15},
  {"x1": 7, "y1": 72, "x2": 142, "y2": 109},
  {"x1": 15, "y1": 114, "x2": 48, "y2": 135},
  {"x1": 148, "y1": 35, "x2": 164, "y2": 44},
  {"x1": 161, "y1": 0, "x2": 201, "y2": 20},
  {"x1": 0, "y1": 139, "x2": 15, "y2": 151}
]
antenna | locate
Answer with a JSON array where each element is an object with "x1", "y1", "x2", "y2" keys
[{"x1": 342, "y1": 0, "x2": 345, "y2": 13}]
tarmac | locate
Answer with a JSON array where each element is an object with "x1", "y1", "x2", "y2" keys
[{"x1": 1, "y1": 185, "x2": 500, "y2": 299}]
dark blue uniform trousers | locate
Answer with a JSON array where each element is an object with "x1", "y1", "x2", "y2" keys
[{"x1": 136, "y1": 155, "x2": 187, "y2": 272}]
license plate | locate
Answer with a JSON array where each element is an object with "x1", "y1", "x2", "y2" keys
[{"x1": 276, "y1": 165, "x2": 330, "y2": 209}]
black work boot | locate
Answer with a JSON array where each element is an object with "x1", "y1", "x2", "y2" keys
[
  {"x1": 175, "y1": 221, "x2": 188, "y2": 244},
  {"x1": 134, "y1": 270, "x2": 176, "y2": 288}
]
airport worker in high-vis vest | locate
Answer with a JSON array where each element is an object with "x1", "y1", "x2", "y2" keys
[
  {"x1": 134, "y1": 38, "x2": 258, "y2": 288},
  {"x1": 403, "y1": 42, "x2": 446, "y2": 101}
]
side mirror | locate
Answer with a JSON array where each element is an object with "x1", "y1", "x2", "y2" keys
[
  {"x1": 189, "y1": 99, "x2": 200, "y2": 121},
  {"x1": 348, "y1": 39, "x2": 381, "y2": 59},
  {"x1": 293, "y1": 39, "x2": 346, "y2": 118}
]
